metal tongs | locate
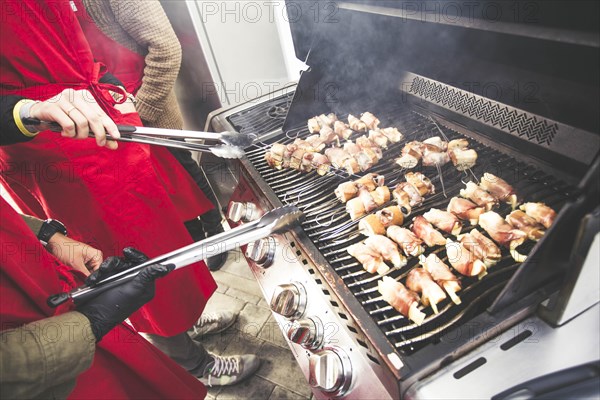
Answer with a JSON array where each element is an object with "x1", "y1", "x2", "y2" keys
[
  {"x1": 47, "y1": 206, "x2": 304, "y2": 308},
  {"x1": 23, "y1": 118, "x2": 255, "y2": 159}
]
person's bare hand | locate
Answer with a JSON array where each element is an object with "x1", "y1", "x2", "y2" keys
[
  {"x1": 46, "y1": 233, "x2": 103, "y2": 276},
  {"x1": 29, "y1": 88, "x2": 121, "y2": 149}
]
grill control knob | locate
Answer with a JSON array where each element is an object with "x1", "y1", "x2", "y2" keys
[
  {"x1": 270, "y1": 283, "x2": 306, "y2": 319},
  {"x1": 245, "y1": 237, "x2": 276, "y2": 268},
  {"x1": 309, "y1": 347, "x2": 352, "y2": 398},
  {"x1": 287, "y1": 317, "x2": 323, "y2": 350},
  {"x1": 227, "y1": 201, "x2": 260, "y2": 223}
]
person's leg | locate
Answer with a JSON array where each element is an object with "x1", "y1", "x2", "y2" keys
[{"x1": 142, "y1": 332, "x2": 260, "y2": 386}]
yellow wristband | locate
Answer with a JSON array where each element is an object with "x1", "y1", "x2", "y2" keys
[{"x1": 13, "y1": 99, "x2": 39, "y2": 137}]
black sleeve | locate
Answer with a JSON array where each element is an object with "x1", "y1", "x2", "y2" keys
[
  {"x1": 99, "y1": 72, "x2": 125, "y2": 88},
  {"x1": 0, "y1": 95, "x2": 34, "y2": 146}
]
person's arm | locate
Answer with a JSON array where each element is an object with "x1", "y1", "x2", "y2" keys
[
  {"x1": 20, "y1": 214, "x2": 103, "y2": 274},
  {"x1": 106, "y1": 0, "x2": 182, "y2": 123},
  {"x1": 0, "y1": 90, "x2": 121, "y2": 149},
  {"x1": 0, "y1": 312, "x2": 96, "y2": 399}
]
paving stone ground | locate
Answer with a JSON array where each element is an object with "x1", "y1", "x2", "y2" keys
[{"x1": 199, "y1": 250, "x2": 314, "y2": 400}]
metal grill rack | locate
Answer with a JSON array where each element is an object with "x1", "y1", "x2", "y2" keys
[
  {"x1": 226, "y1": 91, "x2": 295, "y2": 139},
  {"x1": 242, "y1": 103, "x2": 576, "y2": 357}
]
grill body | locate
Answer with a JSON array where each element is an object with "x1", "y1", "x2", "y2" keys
[{"x1": 205, "y1": 2, "x2": 599, "y2": 398}]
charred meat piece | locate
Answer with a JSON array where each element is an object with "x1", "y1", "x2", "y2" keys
[
  {"x1": 387, "y1": 225, "x2": 424, "y2": 257},
  {"x1": 506, "y1": 210, "x2": 545, "y2": 241},
  {"x1": 378, "y1": 277, "x2": 426, "y2": 325},
  {"x1": 360, "y1": 112, "x2": 381, "y2": 130},
  {"x1": 365, "y1": 235, "x2": 407, "y2": 269},
  {"x1": 406, "y1": 268, "x2": 447, "y2": 314},
  {"x1": 520, "y1": 202, "x2": 557, "y2": 229},
  {"x1": 447, "y1": 197, "x2": 485, "y2": 225},
  {"x1": 445, "y1": 239, "x2": 487, "y2": 278},
  {"x1": 405, "y1": 172, "x2": 435, "y2": 197},
  {"x1": 459, "y1": 229, "x2": 502, "y2": 267},
  {"x1": 449, "y1": 147, "x2": 478, "y2": 171},
  {"x1": 480, "y1": 173, "x2": 518, "y2": 209},
  {"x1": 412, "y1": 215, "x2": 447, "y2": 247},
  {"x1": 359, "y1": 214, "x2": 386, "y2": 237},
  {"x1": 348, "y1": 243, "x2": 389, "y2": 275},
  {"x1": 460, "y1": 181, "x2": 498, "y2": 210},
  {"x1": 423, "y1": 208, "x2": 462, "y2": 236},
  {"x1": 420, "y1": 253, "x2": 461, "y2": 304},
  {"x1": 377, "y1": 206, "x2": 404, "y2": 228}
]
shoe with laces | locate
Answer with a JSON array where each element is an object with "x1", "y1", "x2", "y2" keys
[
  {"x1": 198, "y1": 354, "x2": 261, "y2": 387},
  {"x1": 188, "y1": 311, "x2": 237, "y2": 340}
]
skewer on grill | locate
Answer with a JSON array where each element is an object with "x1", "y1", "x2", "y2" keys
[
  {"x1": 412, "y1": 215, "x2": 447, "y2": 247},
  {"x1": 387, "y1": 226, "x2": 425, "y2": 257},
  {"x1": 458, "y1": 229, "x2": 502, "y2": 268},
  {"x1": 480, "y1": 173, "x2": 518, "y2": 209},
  {"x1": 506, "y1": 210, "x2": 545, "y2": 241},
  {"x1": 478, "y1": 211, "x2": 528, "y2": 262},
  {"x1": 520, "y1": 202, "x2": 557, "y2": 229},
  {"x1": 447, "y1": 197, "x2": 485, "y2": 225},
  {"x1": 460, "y1": 181, "x2": 498, "y2": 210},
  {"x1": 445, "y1": 239, "x2": 487, "y2": 279},
  {"x1": 423, "y1": 208, "x2": 463, "y2": 236},
  {"x1": 406, "y1": 267, "x2": 447, "y2": 314},
  {"x1": 420, "y1": 253, "x2": 462, "y2": 305},
  {"x1": 378, "y1": 276, "x2": 426, "y2": 325}
]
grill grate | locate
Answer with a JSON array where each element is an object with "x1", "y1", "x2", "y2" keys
[
  {"x1": 244, "y1": 104, "x2": 575, "y2": 356},
  {"x1": 226, "y1": 91, "x2": 294, "y2": 139}
]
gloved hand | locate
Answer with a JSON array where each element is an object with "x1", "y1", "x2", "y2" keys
[
  {"x1": 77, "y1": 249, "x2": 173, "y2": 341},
  {"x1": 86, "y1": 247, "x2": 149, "y2": 287}
]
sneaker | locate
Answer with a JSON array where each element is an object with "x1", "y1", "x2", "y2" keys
[
  {"x1": 198, "y1": 354, "x2": 261, "y2": 387},
  {"x1": 188, "y1": 311, "x2": 237, "y2": 340}
]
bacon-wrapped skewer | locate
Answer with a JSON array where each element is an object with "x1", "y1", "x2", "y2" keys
[
  {"x1": 365, "y1": 235, "x2": 407, "y2": 269},
  {"x1": 334, "y1": 173, "x2": 384, "y2": 203},
  {"x1": 325, "y1": 148, "x2": 360, "y2": 175},
  {"x1": 520, "y1": 202, "x2": 557, "y2": 229},
  {"x1": 347, "y1": 243, "x2": 389, "y2": 275},
  {"x1": 346, "y1": 186, "x2": 390, "y2": 221},
  {"x1": 423, "y1": 208, "x2": 462, "y2": 236},
  {"x1": 422, "y1": 144, "x2": 450, "y2": 167},
  {"x1": 334, "y1": 120, "x2": 354, "y2": 140},
  {"x1": 479, "y1": 211, "x2": 528, "y2": 262},
  {"x1": 387, "y1": 226, "x2": 425, "y2": 257},
  {"x1": 368, "y1": 130, "x2": 389, "y2": 149},
  {"x1": 445, "y1": 239, "x2": 487, "y2": 278},
  {"x1": 460, "y1": 181, "x2": 498, "y2": 210},
  {"x1": 447, "y1": 138, "x2": 469, "y2": 151},
  {"x1": 396, "y1": 182, "x2": 424, "y2": 209},
  {"x1": 396, "y1": 141, "x2": 424, "y2": 169},
  {"x1": 359, "y1": 214, "x2": 386, "y2": 237},
  {"x1": 358, "y1": 186, "x2": 378, "y2": 213},
  {"x1": 376, "y1": 206, "x2": 404, "y2": 228},
  {"x1": 348, "y1": 114, "x2": 368, "y2": 133},
  {"x1": 423, "y1": 136, "x2": 448, "y2": 151},
  {"x1": 378, "y1": 127, "x2": 403, "y2": 143},
  {"x1": 371, "y1": 186, "x2": 391, "y2": 206},
  {"x1": 412, "y1": 216, "x2": 447, "y2": 247},
  {"x1": 480, "y1": 173, "x2": 518, "y2": 209},
  {"x1": 459, "y1": 229, "x2": 502, "y2": 267},
  {"x1": 447, "y1": 197, "x2": 485, "y2": 225},
  {"x1": 378, "y1": 277, "x2": 426, "y2": 325},
  {"x1": 406, "y1": 268, "x2": 447, "y2": 314},
  {"x1": 392, "y1": 185, "x2": 413, "y2": 216},
  {"x1": 360, "y1": 112, "x2": 380, "y2": 131},
  {"x1": 405, "y1": 172, "x2": 435, "y2": 197},
  {"x1": 506, "y1": 210, "x2": 545, "y2": 241},
  {"x1": 346, "y1": 197, "x2": 366, "y2": 221},
  {"x1": 308, "y1": 113, "x2": 338, "y2": 133},
  {"x1": 420, "y1": 253, "x2": 462, "y2": 304},
  {"x1": 449, "y1": 147, "x2": 478, "y2": 171}
]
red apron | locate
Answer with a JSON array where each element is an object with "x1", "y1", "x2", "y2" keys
[
  {"x1": 0, "y1": 198, "x2": 207, "y2": 399},
  {"x1": 0, "y1": 0, "x2": 216, "y2": 336},
  {"x1": 74, "y1": 0, "x2": 206, "y2": 222}
]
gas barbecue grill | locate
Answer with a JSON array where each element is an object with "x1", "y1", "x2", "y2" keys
[{"x1": 205, "y1": 2, "x2": 599, "y2": 398}]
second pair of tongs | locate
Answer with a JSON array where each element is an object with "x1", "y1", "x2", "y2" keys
[
  {"x1": 47, "y1": 206, "x2": 305, "y2": 308},
  {"x1": 23, "y1": 118, "x2": 252, "y2": 159}
]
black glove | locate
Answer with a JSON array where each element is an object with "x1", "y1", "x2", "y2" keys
[
  {"x1": 77, "y1": 253, "x2": 173, "y2": 341},
  {"x1": 86, "y1": 247, "x2": 149, "y2": 287}
]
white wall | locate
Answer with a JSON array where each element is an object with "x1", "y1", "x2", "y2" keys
[{"x1": 188, "y1": 0, "x2": 305, "y2": 106}]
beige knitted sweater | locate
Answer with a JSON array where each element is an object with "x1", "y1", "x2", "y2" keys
[{"x1": 83, "y1": 0, "x2": 184, "y2": 129}]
